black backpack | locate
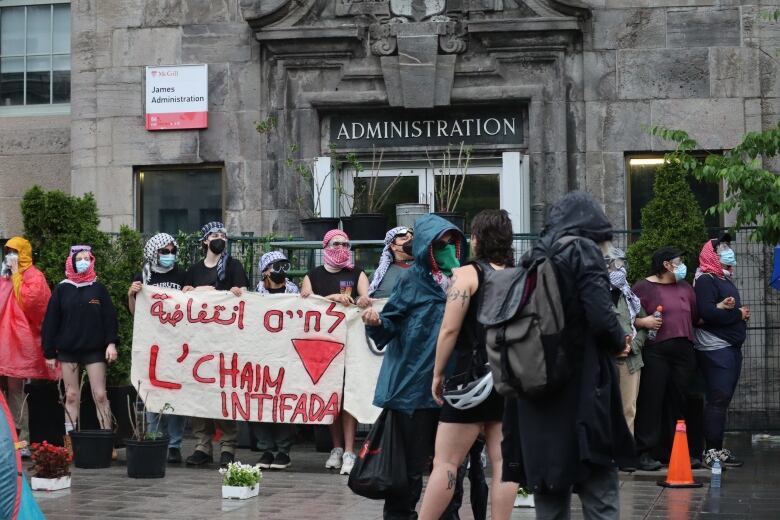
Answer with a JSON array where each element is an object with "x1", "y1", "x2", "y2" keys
[{"x1": 477, "y1": 237, "x2": 579, "y2": 398}]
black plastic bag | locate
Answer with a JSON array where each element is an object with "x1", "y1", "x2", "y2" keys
[{"x1": 347, "y1": 409, "x2": 407, "y2": 499}]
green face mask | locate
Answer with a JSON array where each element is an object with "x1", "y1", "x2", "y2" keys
[{"x1": 433, "y1": 243, "x2": 459, "y2": 276}]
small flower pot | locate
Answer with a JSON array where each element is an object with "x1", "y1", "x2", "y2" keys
[
  {"x1": 69, "y1": 430, "x2": 114, "y2": 469},
  {"x1": 125, "y1": 436, "x2": 169, "y2": 479},
  {"x1": 221, "y1": 484, "x2": 260, "y2": 500},
  {"x1": 31, "y1": 475, "x2": 71, "y2": 491},
  {"x1": 514, "y1": 494, "x2": 535, "y2": 508}
]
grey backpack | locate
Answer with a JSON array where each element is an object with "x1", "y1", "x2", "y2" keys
[{"x1": 477, "y1": 237, "x2": 579, "y2": 398}]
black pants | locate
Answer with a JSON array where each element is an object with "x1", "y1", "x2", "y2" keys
[
  {"x1": 696, "y1": 346, "x2": 742, "y2": 450},
  {"x1": 383, "y1": 409, "x2": 463, "y2": 520},
  {"x1": 634, "y1": 338, "x2": 696, "y2": 455}
]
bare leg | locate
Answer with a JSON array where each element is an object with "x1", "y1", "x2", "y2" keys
[
  {"x1": 85, "y1": 362, "x2": 111, "y2": 430},
  {"x1": 342, "y1": 411, "x2": 357, "y2": 453},
  {"x1": 418, "y1": 422, "x2": 481, "y2": 520},
  {"x1": 61, "y1": 362, "x2": 81, "y2": 427},
  {"x1": 485, "y1": 421, "x2": 519, "y2": 520},
  {"x1": 329, "y1": 412, "x2": 344, "y2": 449},
  {"x1": 6, "y1": 377, "x2": 29, "y2": 443}
]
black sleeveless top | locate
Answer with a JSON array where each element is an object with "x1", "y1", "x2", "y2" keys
[{"x1": 450, "y1": 260, "x2": 489, "y2": 374}]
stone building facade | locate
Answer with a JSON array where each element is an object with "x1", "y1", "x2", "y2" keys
[{"x1": 1, "y1": 0, "x2": 778, "y2": 237}]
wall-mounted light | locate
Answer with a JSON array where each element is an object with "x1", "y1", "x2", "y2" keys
[{"x1": 629, "y1": 158, "x2": 665, "y2": 166}]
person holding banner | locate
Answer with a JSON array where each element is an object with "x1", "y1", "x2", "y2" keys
[
  {"x1": 0, "y1": 237, "x2": 54, "y2": 457},
  {"x1": 127, "y1": 233, "x2": 187, "y2": 464},
  {"x1": 41, "y1": 245, "x2": 119, "y2": 434},
  {"x1": 368, "y1": 226, "x2": 414, "y2": 298},
  {"x1": 300, "y1": 229, "x2": 370, "y2": 475},
  {"x1": 420, "y1": 209, "x2": 518, "y2": 520},
  {"x1": 362, "y1": 214, "x2": 466, "y2": 520},
  {"x1": 252, "y1": 251, "x2": 299, "y2": 470},
  {"x1": 182, "y1": 222, "x2": 249, "y2": 467}
]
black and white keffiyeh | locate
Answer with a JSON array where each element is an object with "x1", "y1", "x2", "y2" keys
[
  {"x1": 142, "y1": 233, "x2": 177, "y2": 284},
  {"x1": 200, "y1": 221, "x2": 229, "y2": 282},
  {"x1": 256, "y1": 250, "x2": 299, "y2": 294},
  {"x1": 368, "y1": 226, "x2": 409, "y2": 296}
]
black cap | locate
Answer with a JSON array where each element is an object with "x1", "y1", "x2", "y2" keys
[{"x1": 651, "y1": 246, "x2": 684, "y2": 274}]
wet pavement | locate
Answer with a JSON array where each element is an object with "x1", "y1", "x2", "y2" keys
[{"x1": 30, "y1": 432, "x2": 780, "y2": 520}]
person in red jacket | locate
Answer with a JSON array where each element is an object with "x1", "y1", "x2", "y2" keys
[{"x1": 0, "y1": 237, "x2": 55, "y2": 456}]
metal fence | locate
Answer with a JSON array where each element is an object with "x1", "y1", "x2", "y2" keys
[{"x1": 210, "y1": 229, "x2": 779, "y2": 431}]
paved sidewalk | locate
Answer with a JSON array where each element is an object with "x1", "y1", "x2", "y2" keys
[{"x1": 30, "y1": 432, "x2": 780, "y2": 519}]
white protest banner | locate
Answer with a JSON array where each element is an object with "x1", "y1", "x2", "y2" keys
[
  {"x1": 343, "y1": 300, "x2": 386, "y2": 424},
  {"x1": 145, "y1": 64, "x2": 208, "y2": 130},
  {"x1": 131, "y1": 287, "x2": 363, "y2": 424}
]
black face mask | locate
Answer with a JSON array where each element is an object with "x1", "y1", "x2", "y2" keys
[
  {"x1": 402, "y1": 240, "x2": 413, "y2": 256},
  {"x1": 209, "y1": 239, "x2": 226, "y2": 255},
  {"x1": 268, "y1": 271, "x2": 286, "y2": 284}
]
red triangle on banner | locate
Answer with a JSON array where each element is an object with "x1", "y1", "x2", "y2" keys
[{"x1": 291, "y1": 339, "x2": 345, "y2": 385}]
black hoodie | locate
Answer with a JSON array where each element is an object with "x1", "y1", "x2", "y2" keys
[{"x1": 503, "y1": 191, "x2": 635, "y2": 492}]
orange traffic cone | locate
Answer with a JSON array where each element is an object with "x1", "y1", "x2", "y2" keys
[{"x1": 658, "y1": 420, "x2": 702, "y2": 488}]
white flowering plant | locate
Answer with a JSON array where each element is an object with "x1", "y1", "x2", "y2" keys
[{"x1": 219, "y1": 462, "x2": 263, "y2": 487}]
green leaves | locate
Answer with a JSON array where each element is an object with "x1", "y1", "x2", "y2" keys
[{"x1": 650, "y1": 123, "x2": 780, "y2": 245}]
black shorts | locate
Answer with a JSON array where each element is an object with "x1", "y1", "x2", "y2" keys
[
  {"x1": 439, "y1": 388, "x2": 504, "y2": 424},
  {"x1": 57, "y1": 349, "x2": 106, "y2": 365}
]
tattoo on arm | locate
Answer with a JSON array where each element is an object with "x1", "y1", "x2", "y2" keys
[
  {"x1": 446, "y1": 288, "x2": 470, "y2": 307},
  {"x1": 446, "y1": 470, "x2": 456, "y2": 490}
]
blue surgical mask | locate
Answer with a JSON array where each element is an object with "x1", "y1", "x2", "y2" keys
[
  {"x1": 158, "y1": 254, "x2": 176, "y2": 268},
  {"x1": 719, "y1": 249, "x2": 736, "y2": 267},
  {"x1": 674, "y1": 263, "x2": 687, "y2": 281},
  {"x1": 75, "y1": 259, "x2": 91, "y2": 273}
]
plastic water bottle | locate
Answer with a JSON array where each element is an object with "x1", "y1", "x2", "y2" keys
[
  {"x1": 647, "y1": 305, "x2": 663, "y2": 341},
  {"x1": 711, "y1": 458, "x2": 722, "y2": 489}
]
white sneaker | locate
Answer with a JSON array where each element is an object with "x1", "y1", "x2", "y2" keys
[
  {"x1": 325, "y1": 447, "x2": 344, "y2": 469},
  {"x1": 340, "y1": 451, "x2": 357, "y2": 475}
]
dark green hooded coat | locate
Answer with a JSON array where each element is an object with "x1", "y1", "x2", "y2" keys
[{"x1": 368, "y1": 214, "x2": 466, "y2": 415}]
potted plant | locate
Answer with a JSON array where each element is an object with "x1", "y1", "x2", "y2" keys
[
  {"x1": 29, "y1": 441, "x2": 72, "y2": 491},
  {"x1": 124, "y1": 389, "x2": 171, "y2": 479},
  {"x1": 341, "y1": 147, "x2": 401, "y2": 239},
  {"x1": 289, "y1": 144, "x2": 340, "y2": 240},
  {"x1": 220, "y1": 461, "x2": 263, "y2": 500},
  {"x1": 64, "y1": 373, "x2": 115, "y2": 469},
  {"x1": 514, "y1": 487, "x2": 535, "y2": 508},
  {"x1": 426, "y1": 142, "x2": 472, "y2": 231}
]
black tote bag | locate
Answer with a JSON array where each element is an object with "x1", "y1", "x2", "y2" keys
[{"x1": 347, "y1": 409, "x2": 408, "y2": 499}]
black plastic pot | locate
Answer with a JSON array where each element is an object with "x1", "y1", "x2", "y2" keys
[
  {"x1": 78, "y1": 384, "x2": 137, "y2": 448},
  {"x1": 341, "y1": 213, "x2": 387, "y2": 240},
  {"x1": 25, "y1": 381, "x2": 65, "y2": 446},
  {"x1": 125, "y1": 436, "x2": 169, "y2": 478},
  {"x1": 70, "y1": 429, "x2": 114, "y2": 468},
  {"x1": 300, "y1": 217, "x2": 340, "y2": 241},
  {"x1": 433, "y1": 212, "x2": 466, "y2": 232}
]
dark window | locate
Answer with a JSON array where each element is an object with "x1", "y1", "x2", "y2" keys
[
  {"x1": 0, "y1": 3, "x2": 70, "y2": 107},
  {"x1": 627, "y1": 156, "x2": 722, "y2": 230},
  {"x1": 138, "y1": 167, "x2": 223, "y2": 234}
]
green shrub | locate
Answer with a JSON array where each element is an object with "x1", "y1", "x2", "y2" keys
[
  {"x1": 21, "y1": 186, "x2": 143, "y2": 385},
  {"x1": 626, "y1": 161, "x2": 709, "y2": 283}
]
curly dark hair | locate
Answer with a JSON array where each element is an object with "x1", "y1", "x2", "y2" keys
[{"x1": 470, "y1": 209, "x2": 515, "y2": 266}]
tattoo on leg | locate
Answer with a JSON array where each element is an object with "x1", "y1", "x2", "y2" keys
[{"x1": 446, "y1": 470, "x2": 456, "y2": 490}]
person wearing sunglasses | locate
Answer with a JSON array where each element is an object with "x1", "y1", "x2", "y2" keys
[
  {"x1": 301, "y1": 229, "x2": 370, "y2": 475},
  {"x1": 252, "y1": 250, "x2": 299, "y2": 470},
  {"x1": 0, "y1": 236, "x2": 54, "y2": 458},
  {"x1": 368, "y1": 226, "x2": 414, "y2": 298},
  {"x1": 127, "y1": 232, "x2": 187, "y2": 463},
  {"x1": 362, "y1": 214, "x2": 467, "y2": 520}
]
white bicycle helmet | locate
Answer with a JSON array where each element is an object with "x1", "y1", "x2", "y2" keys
[{"x1": 442, "y1": 364, "x2": 494, "y2": 410}]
